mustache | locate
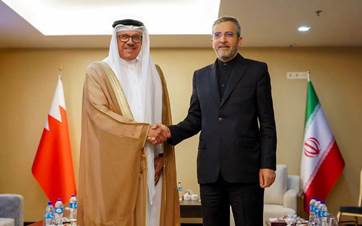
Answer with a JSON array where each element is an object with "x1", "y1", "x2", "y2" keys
[
  {"x1": 217, "y1": 45, "x2": 230, "y2": 49},
  {"x1": 125, "y1": 43, "x2": 136, "y2": 48}
]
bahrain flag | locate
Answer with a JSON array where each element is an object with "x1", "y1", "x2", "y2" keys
[{"x1": 32, "y1": 78, "x2": 76, "y2": 204}]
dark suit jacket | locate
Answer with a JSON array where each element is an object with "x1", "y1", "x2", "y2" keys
[{"x1": 169, "y1": 54, "x2": 277, "y2": 184}]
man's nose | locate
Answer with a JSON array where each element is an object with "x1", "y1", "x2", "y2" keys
[
  {"x1": 219, "y1": 35, "x2": 227, "y2": 42},
  {"x1": 125, "y1": 40, "x2": 135, "y2": 46},
  {"x1": 126, "y1": 38, "x2": 135, "y2": 44}
]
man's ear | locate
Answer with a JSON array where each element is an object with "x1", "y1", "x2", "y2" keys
[{"x1": 238, "y1": 36, "x2": 243, "y2": 49}]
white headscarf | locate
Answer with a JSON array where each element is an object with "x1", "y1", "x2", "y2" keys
[{"x1": 103, "y1": 23, "x2": 163, "y2": 204}]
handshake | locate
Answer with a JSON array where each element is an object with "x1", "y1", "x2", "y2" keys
[{"x1": 147, "y1": 124, "x2": 171, "y2": 145}]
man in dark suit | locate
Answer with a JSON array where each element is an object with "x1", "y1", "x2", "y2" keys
[{"x1": 152, "y1": 16, "x2": 277, "y2": 226}]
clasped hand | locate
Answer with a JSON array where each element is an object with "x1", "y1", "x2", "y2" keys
[{"x1": 147, "y1": 124, "x2": 171, "y2": 145}]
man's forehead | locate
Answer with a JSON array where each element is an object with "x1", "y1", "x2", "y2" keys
[{"x1": 213, "y1": 21, "x2": 236, "y2": 31}]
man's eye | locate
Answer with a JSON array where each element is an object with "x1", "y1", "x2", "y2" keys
[
  {"x1": 225, "y1": 32, "x2": 234, "y2": 37},
  {"x1": 213, "y1": 32, "x2": 222, "y2": 38}
]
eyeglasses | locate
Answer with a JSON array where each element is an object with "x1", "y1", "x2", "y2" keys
[
  {"x1": 212, "y1": 31, "x2": 236, "y2": 40},
  {"x1": 117, "y1": 34, "x2": 143, "y2": 43}
]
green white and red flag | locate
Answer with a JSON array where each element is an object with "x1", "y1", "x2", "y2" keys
[{"x1": 301, "y1": 80, "x2": 344, "y2": 211}]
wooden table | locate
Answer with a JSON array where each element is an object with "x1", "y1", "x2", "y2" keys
[
  {"x1": 180, "y1": 200, "x2": 202, "y2": 224},
  {"x1": 28, "y1": 221, "x2": 42, "y2": 226},
  {"x1": 28, "y1": 221, "x2": 76, "y2": 226},
  {"x1": 29, "y1": 201, "x2": 203, "y2": 225}
]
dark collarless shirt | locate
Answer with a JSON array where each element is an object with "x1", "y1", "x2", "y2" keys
[{"x1": 216, "y1": 54, "x2": 240, "y2": 98}]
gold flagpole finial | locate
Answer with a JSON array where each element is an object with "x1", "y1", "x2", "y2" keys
[
  {"x1": 307, "y1": 70, "x2": 311, "y2": 81},
  {"x1": 57, "y1": 66, "x2": 63, "y2": 80}
]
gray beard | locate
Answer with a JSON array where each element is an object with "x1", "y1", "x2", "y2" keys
[{"x1": 216, "y1": 49, "x2": 238, "y2": 62}]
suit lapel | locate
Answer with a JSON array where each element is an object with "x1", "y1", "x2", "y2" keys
[
  {"x1": 220, "y1": 55, "x2": 248, "y2": 108},
  {"x1": 209, "y1": 62, "x2": 221, "y2": 104}
]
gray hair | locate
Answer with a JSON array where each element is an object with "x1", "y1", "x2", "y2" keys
[{"x1": 212, "y1": 16, "x2": 241, "y2": 37}]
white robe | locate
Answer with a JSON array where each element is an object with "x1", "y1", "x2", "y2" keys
[{"x1": 122, "y1": 60, "x2": 162, "y2": 226}]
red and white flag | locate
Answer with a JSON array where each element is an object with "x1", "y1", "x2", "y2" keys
[
  {"x1": 32, "y1": 78, "x2": 76, "y2": 204},
  {"x1": 301, "y1": 80, "x2": 344, "y2": 211}
]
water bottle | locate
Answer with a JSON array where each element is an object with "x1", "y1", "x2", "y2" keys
[
  {"x1": 44, "y1": 201, "x2": 54, "y2": 226},
  {"x1": 320, "y1": 203, "x2": 328, "y2": 226},
  {"x1": 54, "y1": 198, "x2": 64, "y2": 225},
  {"x1": 327, "y1": 215, "x2": 338, "y2": 226},
  {"x1": 308, "y1": 200, "x2": 321, "y2": 226},
  {"x1": 69, "y1": 194, "x2": 78, "y2": 223},
  {"x1": 308, "y1": 199, "x2": 316, "y2": 223},
  {"x1": 314, "y1": 200, "x2": 322, "y2": 226},
  {"x1": 177, "y1": 182, "x2": 183, "y2": 201}
]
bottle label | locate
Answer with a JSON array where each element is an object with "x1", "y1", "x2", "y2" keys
[
  {"x1": 46, "y1": 212, "x2": 54, "y2": 219},
  {"x1": 69, "y1": 202, "x2": 78, "y2": 209},
  {"x1": 55, "y1": 207, "x2": 63, "y2": 214}
]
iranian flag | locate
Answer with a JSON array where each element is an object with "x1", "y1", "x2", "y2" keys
[
  {"x1": 32, "y1": 78, "x2": 76, "y2": 204},
  {"x1": 301, "y1": 80, "x2": 344, "y2": 211}
]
